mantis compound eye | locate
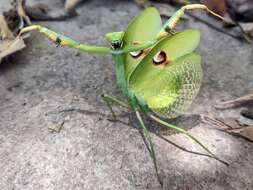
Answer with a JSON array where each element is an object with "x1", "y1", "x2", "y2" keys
[
  {"x1": 111, "y1": 41, "x2": 123, "y2": 49},
  {"x1": 152, "y1": 51, "x2": 168, "y2": 65},
  {"x1": 130, "y1": 50, "x2": 143, "y2": 58}
]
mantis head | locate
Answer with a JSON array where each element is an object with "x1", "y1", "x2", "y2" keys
[{"x1": 105, "y1": 31, "x2": 124, "y2": 50}]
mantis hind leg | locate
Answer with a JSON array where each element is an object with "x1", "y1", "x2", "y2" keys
[
  {"x1": 148, "y1": 113, "x2": 216, "y2": 157},
  {"x1": 101, "y1": 94, "x2": 131, "y2": 121}
]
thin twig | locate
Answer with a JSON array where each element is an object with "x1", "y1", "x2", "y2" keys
[
  {"x1": 215, "y1": 93, "x2": 253, "y2": 110},
  {"x1": 234, "y1": 20, "x2": 253, "y2": 44},
  {"x1": 187, "y1": 12, "x2": 243, "y2": 41}
]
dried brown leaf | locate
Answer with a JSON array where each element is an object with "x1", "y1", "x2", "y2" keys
[
  {"x1": 0, "y1": 0, "x2": 30, "y2": 63},
  {"x1": 202, "y1": 0, "x2": 227, "y2": 16},
  {"x1": 202, "y1": 115, "x2": 253, "y2": 142},
  {"x1": 0, "y1": 13, "x2": 26, "y2": 63},
  {"x1": 0, "y1": 37, "x2": 26, "y2": 62},
  {"x1": 225, "y1": 120, "x2": 253, "y2": 142},
  {"x1": 234, "y1": 126, "x2": 253, "y2": 141},
  {"x1": 0, "y1": 15, "x2": 14, "y2": 39}
]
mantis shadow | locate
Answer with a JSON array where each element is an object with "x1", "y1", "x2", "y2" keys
[
  {"x1": 126, "y1": 112, "x2": 228, "y2": 164},
  {"x1": 58, "y1": 107, "x2": 228, "y2": 166}
]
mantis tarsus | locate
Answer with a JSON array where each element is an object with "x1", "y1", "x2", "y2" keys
[{"x1": 19, "y1": 4, "x2": 225, "y2": 182}]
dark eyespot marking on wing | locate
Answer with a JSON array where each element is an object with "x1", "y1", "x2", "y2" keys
[
  {"x1": 153, "y1": 51, "x2": 170, "y2": 65},
  {"x1": 129, "y1": 41, "x2": 144, "y2": 59},
  {"x1": 130, "y1": 50, "x2": 143, "y2": 58}
]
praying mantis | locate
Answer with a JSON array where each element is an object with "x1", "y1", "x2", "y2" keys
[{"x1": 19, "y1": 4, "x2": 225, "y2": 179}]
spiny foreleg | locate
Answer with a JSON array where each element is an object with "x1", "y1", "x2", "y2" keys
[
  {"x1": 19, "y1": 25, "x2": 112, "y2": 54},
  {"x1": 159, "y1": 4, "x2": 224, "y2": 37}
]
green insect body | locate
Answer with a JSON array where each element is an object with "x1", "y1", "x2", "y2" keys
[
  {"x1": 19, "y1": 4, "x2": 226, "y2": 179},
  {"x1": 110, "y1": 8, "x2": 202, "y2": 118}
]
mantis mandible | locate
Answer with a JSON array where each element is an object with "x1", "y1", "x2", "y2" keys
[{"x1": 19, "y1": 4, "x2": 224, "y2": 179}]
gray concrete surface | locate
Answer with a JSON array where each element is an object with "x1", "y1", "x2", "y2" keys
[{"x1": 0, "y1": 0, "x2": 253, "y2": 189}]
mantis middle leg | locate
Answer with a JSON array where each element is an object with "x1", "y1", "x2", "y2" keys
[
  {"x1": 135, "y1": 110, "x2": 161, "y2": 185},
  {"x1": 101, "y1": 94, "x2": 131, "y2": 120}
]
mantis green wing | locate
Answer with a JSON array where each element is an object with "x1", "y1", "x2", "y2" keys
[
  {"x1": 123, "y1": 7, "x2": 162, "y2": 81},
  {"x1": 129, "y1": 29, "x2": 202, "y2": 118}
]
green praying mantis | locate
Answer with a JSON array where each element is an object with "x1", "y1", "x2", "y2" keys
[{"x1": 19, "y1": 4, "x2": 225, "y2": 178}]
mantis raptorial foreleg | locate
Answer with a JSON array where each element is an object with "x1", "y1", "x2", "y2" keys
[
  {"x1": 19, "y1": 25, "x2": 112, "y2": 54},
  {"x1": 101, "y1": 94, "x2": 131, "y2": 120},
  {"x1": 159, "y1": 4, "x2": 224, "y2": 36},
  {"x1": 19, "y1": 25, "x2": 158, "y2": 55}
]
